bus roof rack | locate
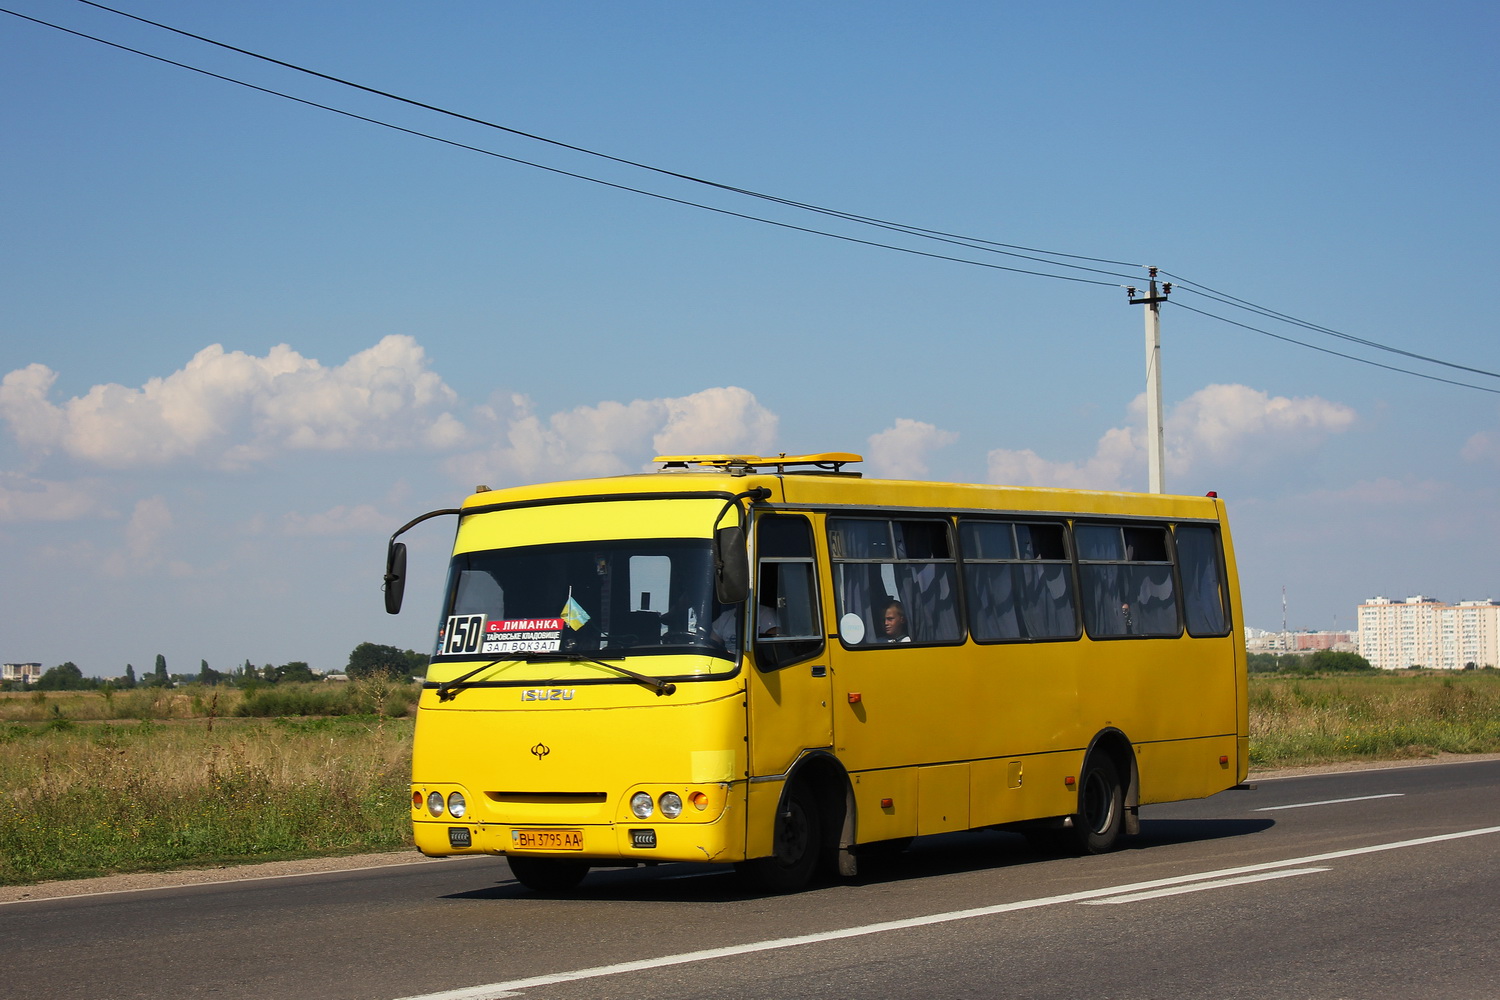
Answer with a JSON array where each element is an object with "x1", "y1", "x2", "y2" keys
[{"x1": 654, "y1": 452, "x2": 863, "y2": 476}]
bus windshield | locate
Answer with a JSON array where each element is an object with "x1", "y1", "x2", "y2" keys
[{"x1": 432, "y1": 538, "x2": 734, "y2": 665}]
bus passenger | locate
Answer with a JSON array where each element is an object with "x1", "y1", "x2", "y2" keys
[
  {"x1": 882, "y1": 599, "x2": 911, "y2": 643},
  {"x1": 711, "y1": 604, "x2": 779, "y2": 654}
]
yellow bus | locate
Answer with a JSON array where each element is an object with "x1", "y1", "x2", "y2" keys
[{"x1": 383, "y1": 453, "x2": 1248, "y2": 892}]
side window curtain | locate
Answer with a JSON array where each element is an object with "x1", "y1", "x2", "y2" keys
[
  {"x1": 828, "y1": 517, "x2": 963, "y2": 645},
  {"x1": 1076, "y1": 523, "x2": 1181, "y2": 638},
  {"x1": 959, "y1": 521, "x2": 1078, "y2": 642},
  {"x1": 1176, "y1": 524, "x2": 1230, "y2": 636},
  {"x1": 753, "y1": 514, "x2": 823, "y2": 670}
]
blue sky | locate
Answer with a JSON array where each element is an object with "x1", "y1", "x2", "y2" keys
[{"x1": 3, "y1": 1, "x2": 1497, "y2": 676}]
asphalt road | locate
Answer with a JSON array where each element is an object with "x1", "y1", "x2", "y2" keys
[{"x1": 4, "y1": 759, "x2": 1498, "y2": 1000}]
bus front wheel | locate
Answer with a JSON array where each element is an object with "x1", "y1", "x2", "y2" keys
[
  {"x1": 508, "y1": 856, "x2": 590, "y2": 893},
  {"x1": 1073, "y1": 755, "x2": 1124, "y2": 855},
  {"x1": 737, "y1": 783, "x2": 821, "y2": 894}
]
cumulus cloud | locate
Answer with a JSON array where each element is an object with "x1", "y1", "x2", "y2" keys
[
  {"x1": 1461, "y1": 430, "x2": 1500, "y2": 466},
  {"x1": 0, "y1": 473, "x2": 112, "y2": 522},
  {"x1": 988, "y1": 384, "x2": 1355, "y2": 489},
  {"x1": 100, "y1": 496, "x2": 192, "y2": 578},
  {"x1": 866, "y1": 419, "x2": 958, "y2": 479},
  {"x1": 0, "y1": 335, "x2": 463, "y2": 470},
  {"x1": 445, "y1": 386, "x2": 779, "y2": 486},
  {"x1": 281, "y1": 504, "x2": 390, "y2": 536},
  {"x1": 1162, "y1": 384, "x2": 1356, "y2": 470}
]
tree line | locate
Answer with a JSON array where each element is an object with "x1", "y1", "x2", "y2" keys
[{"x1": 4, "y1": 643, "x2": 430, "y2": 692}]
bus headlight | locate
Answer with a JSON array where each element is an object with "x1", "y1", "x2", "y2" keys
[
  {"x1": 659, "y1": 792, "x2": 684, "y2": 819},
  {"x1": 630, "y1": 792, "x2": 654, "y2": 819},
  {"x1": 427, "y1": 791, "x2": 445, "y2": 817},
  {"x1": 447, "y1": 791, "x2": 467, "y2": 819}
]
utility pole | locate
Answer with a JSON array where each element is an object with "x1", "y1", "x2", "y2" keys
[{"x1": 1127, "y1": 268, "x2": 1171, "y2": 493}]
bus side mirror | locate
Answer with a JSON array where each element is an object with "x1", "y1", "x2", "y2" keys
[
  {"x1": 384, "y1": 541, "x2": 408, "y2": 615},
  {"x1": 714, "y1": 526, "x2": 748, "y2": 605}
]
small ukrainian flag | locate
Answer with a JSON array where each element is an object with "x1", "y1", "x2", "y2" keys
[{"x1": 560, "y1": 592, "x2": 591, "y2": 631}]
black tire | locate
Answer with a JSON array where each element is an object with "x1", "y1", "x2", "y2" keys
[
  {"x1": 508, "y1": 856, "x2": 590, "y2": 893},
  {"x1": 1072, "y1": 754, "x2": 1124, "y2": 855},
  {"x1": 737, "y1": 783, "x2": 821, "y2": 894}
]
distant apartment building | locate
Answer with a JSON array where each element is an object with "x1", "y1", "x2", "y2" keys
[
  {"x1": 2, "y1": 662, "x2": 42, "y2": 684},
  {"x1": 1245, "y1": 629, "x2": 1356, "y2": 653},
  {"x1": 1357, "y1": 596, "x2": 1500, "y2": 670}
]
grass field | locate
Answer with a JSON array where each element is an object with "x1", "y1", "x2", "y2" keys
[
  {"x1": 2, "y1": 672, "x2": 1498, "y2": 885},
  {"x1": 1248, "y1": 671, "x2": 1500, "y2": 766}
]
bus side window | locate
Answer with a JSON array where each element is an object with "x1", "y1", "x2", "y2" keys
[
  {"x1": 828, "y1": 517, "x2": 962, "y2": 646},
  {"x1": 754, "y1": 514, "x2": 823, "y2": 670},
  {"x1": 960, "y1": 521, "x2": 1078, "y2": 642},
  {"x1": 1076, "y1": 523, "x2": 1181, "y2": 638},
  {"x1": 1175, "y1": 524, "x2": 1230, "y2": 636}
]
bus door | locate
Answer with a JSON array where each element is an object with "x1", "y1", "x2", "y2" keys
[{"x1": 744, "y1": 513, "x2": 832, "y2": 778}]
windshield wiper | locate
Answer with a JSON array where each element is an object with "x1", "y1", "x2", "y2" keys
[
  {"x1": 526, "y1": 653, "x2": 677, "y2": 697},
  {"x1": 434, "y1": 659, "x2": 506, "y2": 702}
]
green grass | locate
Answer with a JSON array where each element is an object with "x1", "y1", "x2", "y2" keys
[
  {"x1": 3, "y1": 672, "x2": 1498, "y2": 885},
  {"x1": 0, "y1": 716, "x2": 412, "y2": 885},
  {"x1": 1248, "y1": 671, "x2": 1500, "y2": 767}
]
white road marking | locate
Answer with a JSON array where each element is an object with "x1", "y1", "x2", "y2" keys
[
  {"x1": 1255, "y1": 793, "x2": 1404, "y2": 812},
  {"x1": 391, "y1": 824, "x2": 1500, "y2": 1000},
  {"x1": 1078, "y1": 867, "x2": 1330, "y2": 904}
]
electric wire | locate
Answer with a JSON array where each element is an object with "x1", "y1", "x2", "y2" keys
[
  {"x1": 68, "y1": 0, "x2": 1148, "y2": 279},
  {"x1": 9, "y1": 4, "x2": 1495, "y2": 390},
  {"x1": 0, "y1": 6, "x2": 1121, "y2": 287},
  {"x1": 1161, "y1": 270, "x2": 1500, "y2": 381},
  {"x1": 1172, "y1": 301, "x2": 1500, "y2": 395}
]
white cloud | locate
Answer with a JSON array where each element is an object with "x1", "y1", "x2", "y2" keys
[
  {"x1": 0, "y1": 473, "x2": 112, "y2": 522},
  {"x1": 866, "y1": 419, "x2": 958, "y2": 479},
  {"x1": 281, "y1": 504, "x2": 391, "y2": 537},
  {"x1": 988, "y1": 384, "x2": 1356, "y2": 489},
  {"x1": 101, "y1": 496, "x2": 192, "y2": 578},
  {"x1": 1162, "y1": 383, "x2": 1356, "y2": 471},
  {"x1": 0, "y1": 336, "x2": 464, "y2": 471},
  {"x1": 446, "y1": 386, "x2": 779, "y2": 486},
  {"x1": 1461, "y1": 430, "x2": 1500, "y2": 466}
]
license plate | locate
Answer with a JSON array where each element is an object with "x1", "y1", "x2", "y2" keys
[{"x1": 512, "y1": 828, "x2": 584, "y2": 851}]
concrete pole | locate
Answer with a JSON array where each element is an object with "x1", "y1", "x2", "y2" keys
[
  {"x1": 1128, "y1": 268, "x2": 1171, "y2": 494},
  {"x1": 1144, "y1": 284, "x2": 1165, "y2": 494}
]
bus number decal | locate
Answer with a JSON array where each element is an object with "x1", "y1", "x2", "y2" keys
[{"x1": 442, "y1": 614, "x2": 486, "y2": 655}]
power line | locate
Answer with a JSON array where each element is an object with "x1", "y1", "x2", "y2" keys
[
  {"x1": 8, "y1": 3, "x2": 1496, "y2": 392},
  {"x1": 67, "y1": 0, "x2": 1146, "y2": 283},
  {"x1": 0, "y1": 5, "x2": 1122, "y2": 287},
  {"x1": 1161, "y1": 270, "x2": 1500, "y2": 381},
  {"x1": 1172, "y1": 301, "x2": 1500, "y2": 395}
]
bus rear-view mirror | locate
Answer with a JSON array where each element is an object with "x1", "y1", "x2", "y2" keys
[
  {"x1": 384, "y1": 541, "x2": 408, "y2": 615},
  {"x1": 714, "y1": 526, "x2": 748, "y2": 605}
]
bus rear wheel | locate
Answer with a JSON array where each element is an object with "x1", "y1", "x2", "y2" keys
[
  {"x1": 1072, "y1": 755, "x2": 1124, "y2": 855},
  {"x1": 737, "y1": 783, "x2": 821, "y2": 894},
  {"x1": 508, "y1": 856, "x2": 590, "y2": 893}
]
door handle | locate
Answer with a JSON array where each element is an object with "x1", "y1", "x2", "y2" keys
[{"x1": 810, "y1": 665, "x2": 827, "y2": 677}]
